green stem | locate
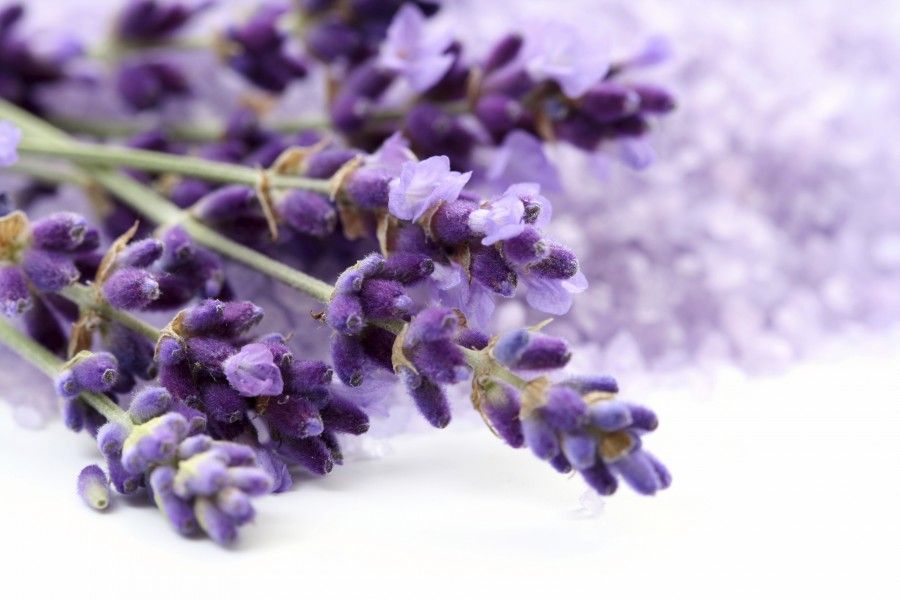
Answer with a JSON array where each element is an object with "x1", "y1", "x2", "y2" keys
[
  {"x1": 60, "y1": 284, "x2": 161, "y2": 343},
  {"x1": 15, "y1": 135, "x2": 332, "y2": 194},
  {"x1": 0, "y1": 318, "x2": 130, "y2": 426}
]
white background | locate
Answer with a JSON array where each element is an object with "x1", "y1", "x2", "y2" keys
[{"x1": 2, "y1": 332, "x2": 898, "y2": 599}]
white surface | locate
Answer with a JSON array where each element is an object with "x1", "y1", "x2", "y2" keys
[{"x1": 2, "y1": 335, "x2": 898, "y2": 598}]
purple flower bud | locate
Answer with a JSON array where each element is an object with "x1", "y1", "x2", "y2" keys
[
  {"x1": 149, "y1": 466, "x2": 198, "y2": 535},
  {"x1": 480, "y1": 380, "x2": 523, "y2": 448},
  {"x1": 502, "y1": 227, "x2": 548, "y2": 266},
  {"x1": 116, "y1": 60, "x2": 189, "y2": 111},
  {"x1": 549, "y1": 453, "x2": 573, "y2": 474},
  {"x1": 330, "y1": 62, "x2": 395, "y2": 132},
  {"x1": 0, "y1": 266, "x2": 31, "y2": 316},
  {"x1": 173, "y1": 399, "x2": 207, "y2": 435},
  {"x1": 475, "y1": 95, "x2": 525, "y2": 142},
  {"x1": 180, "y1": 299, "x2": 225, "y2": 335},
  {"x1": 561, "y1": 375, "x2": 619, "y2": 395},
  {"x1": 470, "y1": 245, "x2": 517, "y2": 297},
  {"x1": 430, "y1": 198, "x2": 476, "y2": 245},
  {"x1": 255, "y1": 449, "x2": 291, "y2": 493},
  {"x1": 388, "y1": 156, "x2": 471, "y2": 222},
  {"x1": 30, "y1": 212, "x2": 89, "y2": 251},
  {"x1": 283, "y1": 359, "x2": 332, "y2": 394},
  {"x1": 333, "y1": 254, "x2": 384, "y2": 295},
  {"x1": 76, "y1": 464, "x2": 110, "y2": 511},
  {"x1": 401, "y1": 369, "x2": 451, "y2": 428},
  {"x1": 107, "y1": 455, "x2": 141, "y2": 495},
  {"x1": 194, "y1": 497, "x2": 237, "y2": 545},
  {"x1": 455, "y1": 327, "x2": 490, "y2": 350},
  {"x1": 193, "y1": 185, "x2": 256, "y2": 222},
  {"x1": 529, "y1": 244, "x2": 579, "y2": 280},
  {"x1": 72, "y1": 352, "x2": 119, "y2": 393},
  {"x1": 588, "y1": 401, "x2": 632, "y2": 431},
  {"x1": 580, "y1": 461, "x2": 619, "y2": 495},
  {"x1": 116, "y1": 238, "x2": 163, "y2": 268},
  {"x1": 624, "y1": 403, "x2": 659, "y2": 432},
  {"x1": 265, "y1": 395, "x2": 323, "y2": 438},
  {"x1": 216, "y1": 488, "x2": 254, "y2": 524},
  {"x1": 174, "y1": 451, "x2": 228, "y2": 497},
  {"x1": 116, "y1": 0, "x2": 211, "y2": 42},
  {"x1": 21, "y1": 249, "x2": 78, "y2": 292},
  {"x1": 561, "y1": 433, "x2": 597, "y2": 470},
  {"x1": 331, "y1": 333, "x2": 374, "y2": 387},
  {"x1": 632, "y1": 84, "x2": 676, "y2": 113},
  {"x1": 612, "y1": 450, "x2": 671, "y2": 495},
  {"x1": 185, "y1": 337, "x2": 235, "y2": 377},
  {"x1": 408, "y1": 339, "x2": 468, "y2": 384},
  {"x1": 97, "y1": 422, "x2": 129, "y2": 458},
  {"x1": 223, "y1": 343, "x2": 284, "y2": 397},
  {"x1": 345, "y1": 169, "x2": 391, "y2": 209},
  {"x1": 404, "y1": 105, "x2": 475, "y2": 169},
  {"x1": 521, "y1": 415, "x2": 559, "y2": 460},
  {"x1": 381, "y1": 251, "x2": 434, "y2": 285},
  {"x1": 199, "y1": 382, "x2": 245, "y2": 423},
  {"x1": 279, "y1": 436, "x2": 334, "y2": 475},
  {"x1": 327, "y1": 294, "x2": 366, "y2": 336},
  {"x1": 211, "y1": 441, "x2": 257, "y2": 467},
  {"x1": 320, "y1": 391, "x2": 370, "y2": 435},
  {"x1": 406, "y1": 307, "x2": 457, "y2": 346},
  {"x1": 226, "y1": 466, "x2": 274, "y2": 496},
  {"x1": 493, "y1": 329, "x2": 571, "y2": 371},
  {"x1": 304, "y1": 149, "x2": 360, "y2": 179},
  {"x1": 540, "y1": 386, "x2": 587, "y2": 432},
  {"x1": 360, "y1": 278, "x2": 412, "y2": 319},
  {"x1": 160, "y1": 226, "x2": 195, "y2": 265},
  {"x1": 24, "y1": 295, "x2": 66, "y2": 354},
  {"x1": 279, "y1": 190, "x2": 336, "y2": 237},
  {"x1": 128, "y1": 387, "x2": 172, "y2": 424},
  {"x1": 579, "y1": 83, "x2": 640, "y2": 122},
  {"x1": 178, "y1": 434, "x2": 213, "y2": 459},
  {"x1": 219, "y1": 301, "x2": 265, "y2": 336},
  {"x1": 306, "y1": 18, "x2": 364, "y2": 63},
  {"x1": 483, "y1": 33, "x2": 523, "y2": 73},
  {"x1": 102, "y1": 267, "x2": 160, "y2": 310}
]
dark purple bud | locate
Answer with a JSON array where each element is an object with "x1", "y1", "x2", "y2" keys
[
  {"x1": 104, "y1": 323, "x2": 156, "y2": 380},
  {"x1": 333, "y1": 254, "x2": 384, "y2": 295},
  {"x1": 625, "y1": 403, "x2": 659, "y2": 432},
  {"x1": 455, "y1": 327, "x2": 490, "y2": 350},
  {"x1": 304, "y1": 149, "x2": 360, "y2": 179},
  {"x1": 102, "y1": 267, "x2": 160, "y2": 310},
  {"x1": 201, "y1": 382, "x2": 246, "y2": 423},
  {"x1": 279, "y1": 437, "x2": 334, "y2": 475},
  {"x1": 588, "y1": 401, "x2": 632, "y2": 431},
  {"x1": 562, "y1": 375, "x2": 619, "y2": 395},
  {"x1": 179, "y1": 299, "x2": 225, "y2": 335},
  {"x1": 327, "y1": 294, "x2": 365, "y2": 336},
  {"x1": 330, "y1": 62, "x2": 394, "y2": 132},
  {"x1": 475, "y1": 94, "x2": 524, "y2": 142},
  {"x1": 21, "y1": 249, "x2": 78, "y2": 292},
  {"x1": 61, "y1": 397, "x2": 85, "y2": 432},
  {"x1": 480, "y1": 380, "x2": 523, "y2": 448},
  {"x1": 320, "y1": 391, "x2": 369, "y2": 435},
  {"x1": 331, "y1": 333, "x2": 373, "y2": 387},
  {"x1": 265, "y1": 395, "x2": 323, "y2": 438},
  {"x1": 117, "y1": 238, "x2": 163, "y2": 268},
  {"x1": 612, "y1": 450, "x2": 670, "y2": 495},
  {"x1": 382, "y1": 252, "x2": 434, "y2": 285},
  {"x1": 77, "y1": 464, "x2": 110, "y2": 510},
  {"x1": 186, "y1": 337, "x2": 236, "y2": 376},
  {"x1": 430, "y1": 198, "x2": 476, "y2": 245},
  {"x1": 171, "y1": 398, "x2": 207, "y2": 434},
  {"x1": 401, "y1": 369, "x2": 451, "y2": 428},
  {"x1": 406, "y1": 307, "x2": 457, "y2": 345},
  {"x1": 553, "y1": 110, "x2": 603, "y2": 151},
  {"x1": 227, "y1": 465, "x2": 275, "y2": 496},
  {"x1": 160, "y1": 226, "x2": 195, "y2": 265},
  {"x1": 30, "y1": 212, "x2": 89, "y2": 251},
  {"x1": 529, "y1": 244, "x2": 578, "y2": 280},
  {"x1": 72, "y1": 352, "x2": 119, "y2": 393},
  {"x1": 359, "y1": 277, "x2": 412, "y2": 319},
  {"x1": 580, "y1": 83, "x2": 639, "y2": 122},
  {"x1": 539, "y1": 386, "x2": 587, "y2": 432},
  {"x1": 493, "y1": 329, "x2": 571, "y2": 371},
  {"x1": 483, "y1": 33, "x2": 523, "y2": 73},
  {"x1": 193, "y1": 185, "x2": 257, "y2": 222},
  {"x1": 116, "y1": 0, "x2": 210, "y2": 42},
  {"x1": 561, "y1": 433, "x2": 597, "y2": 470},
  {"x1": 279, "y1": 190, "x2": 336, "y2": 237},
  {"x1": 471, "y1": 245, "x2": 517, "y2": 297},
  {"x1": 306, "y1": 18, "x2": 364, "y2": 62},
  {"x1": 23, "y1": 295, "x2": 66, "y2": 354},
  {"x1": 359, "y1": 326, "x2": 395, "y2": 372},
  {"x1": 128, "y1": 386, "x2": 172, "y2": 424},
  {"x1": 116, "y1": 60, "x2": 189, "y2": 111},
  {"x1": 160, "y1": 357, "x2": 198, "y2": 403},
  {"x1": 0, "y1": 266, "x2": 31, "y2": 316},
  {"x1": 345, "y1": 169, "x2": 390, "y2": 209},
  {"x1": 549, "y1": 453, "x2": 573, "y2": 474},
  {"x1": 220, "y1": 301, "x2": 265, "y2": 336},
  {"x1": 521, "y1": 415, "x2": 559, "y2": 460},
  {"x1": 171, "y1": 178, "x2": 213, "y2": 209},
  {"x1": 149, "y1": 467, "x2": 198, "y2": 535},
  {"x1": 195, "y1": 497, "x2": 237, "y2": 545},
  {"x1": 502, "y1": 227, "x2": 548, "y2": 266},
  {"x1": 97, "y1": 422, "x2": 129, "y2": 458},
  {"x1": 632, "y1": 84, "x2": 676, "y2": 113},
  {"x1": 409, "y1": 339, "x2": 468, "y2": 384},
  {"x1": 404, "y1": 104, "x2": 475, "y2": 169},
  {"x1": 258, "y1": 333, "x2": 294, "y2": 368},
  {"x1": 107, "y1": 455, "x2": 142, "y2": 495},
  {"x1": 283, "y1": 359, "x2": 332, "y2": 393}
]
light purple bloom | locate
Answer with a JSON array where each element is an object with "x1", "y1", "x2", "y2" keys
[
  {"x1": 431, "y1": 262, "x2": 495, "y2": 328},
  {"x1": 521, "y1": 22, "x2": 610, "y2": 98},
  {"x1": 367, "y1": 132, "x2": 416, "y2": 177},
  {"x1": 223, "y1": 343, "x2": 284, "y2": 397},
  {"x1": 0, "y1": 121, "x2": 22, "y2": 167},
  {"x1": 617, "y1": 137, "x2": 656, "y2": 170},
  {"x1": 378, "y1": 4, "x2": 453, "y2": 92},
  {"x1": 388, "y1": 156, "x2": 471, "y2": 221},
  {"x1": 487, "y1": 131, "x2": 561, "y2": 192},
  {"x1": 523, "y1": 269, "x2": 588, "y2": 315},
  {"x1": 469, "y1": 183, "x2": 552, "y2": 245}
]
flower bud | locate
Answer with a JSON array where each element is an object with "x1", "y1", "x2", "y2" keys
[
  {"x1": 493, "y1": 330, "x2": 571, "y2": 371},
  {"x1": 21, "y1": 249, "x2": 78, "y2": 292},
  {"x1": 0, "y1": 266, "x2": 30, "y2": 316},
  {"x1": 77, "y1": 464, "x2": 110, "y2": 511},
  {"x1": 279, "y1": 190, "x2": 336, "y2": 237},
  {"x1": 382, "y1": 252, "x2": 434, "y2": 285},
  {"x1": 320, "y1": 391, "x2": 370, "y2": 435},
  {"x1": 97, "y1": 422, "x2": 129, "y2": 458},
  {"x1": 30, "y1": 212, "x2": 89, "y2": 251},
  {"x1": 471, "y1": 245, "x2": 517, "y2": 297},
  {"x1": 102, "y1": 267, "x2": 160, "y2": 310},
  {"x1": 359, "y1": 278, "x2": 412, "y2": 319},
  {"x1": 72, "y1": 352, "x2": 119, "y2": 393},
  {"x1": 401, "y1": 368, "x2": 451, "y2": 428}
]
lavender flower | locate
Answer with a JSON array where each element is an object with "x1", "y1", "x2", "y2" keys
[
  {"x1": 388, "y1": 156, "x2": 472, "y2": 221},
  {"x1": 378, "y1": 4, "x2": 453, "y2": 92},
  {"x1": 223, "y1": 342, "x2": 284, "y2": 397},
  {"x1": 518, "y1": 22, "x2": 610, "y2": 98},
  {"x1": 0, "y1": 120, "x2": 21, "y2": 166},
  {"x1": 76, "y1": 464, "x2": 110, "y2": 511}
]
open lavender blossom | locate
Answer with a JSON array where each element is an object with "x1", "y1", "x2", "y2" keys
[{"x1": 378, "y1": 3, "x2": 453, "y2": 92}]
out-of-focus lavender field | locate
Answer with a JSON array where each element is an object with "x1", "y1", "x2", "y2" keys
[{"x1": 3, "y1": 0, "x2": 899, "y2": 427}]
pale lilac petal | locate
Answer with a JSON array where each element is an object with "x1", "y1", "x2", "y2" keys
[
  {"x1": 223, "y1": 343, "x2": 284, "y2": 397},
  {"x1": 618, "y1": 137, "x2": 656, "y2": 170},
  {"x1": 487, "y1": 131, "x2": 561, "y2": 192},
  {"x1": 524, "y1": 276, "x2": 572, "y2": 315},
  {"x1": 368, "y1": 132, "x2": 416, "y2": 176},
  {"x1": 522, "y1": 22, "x2": 610, "y2": 98},
  {"x1": 379, "y1": 4, "x2": 453, "y2": 92},
  {"x1": 388, "y1": 156, "x2": 471, "y2": 221}
]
